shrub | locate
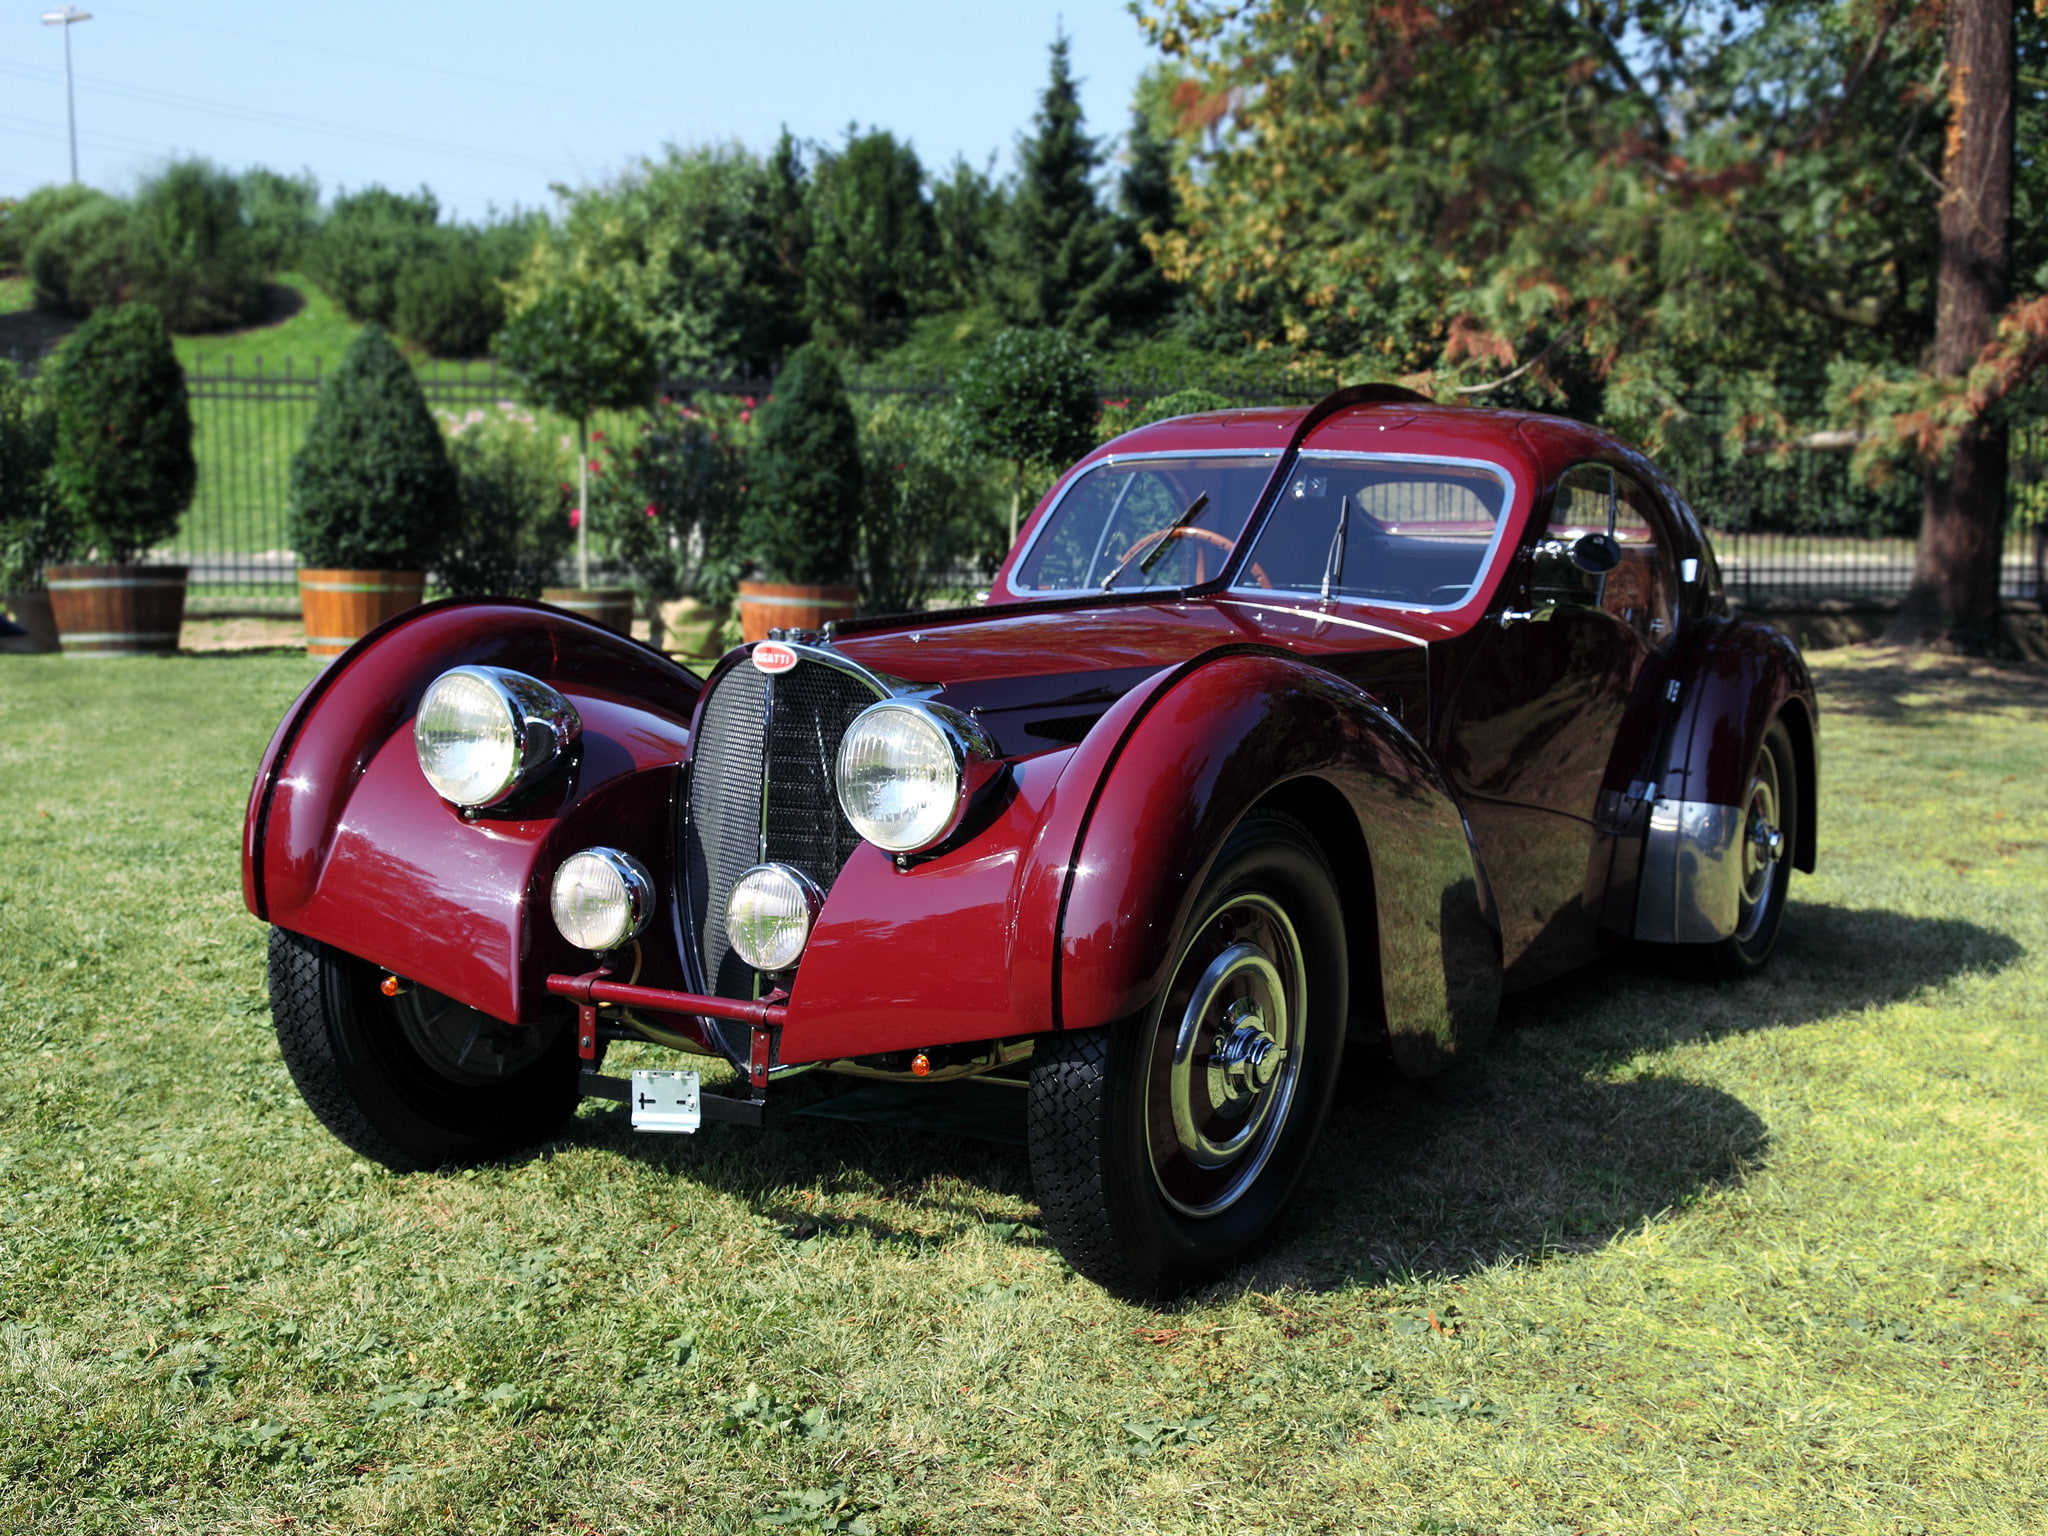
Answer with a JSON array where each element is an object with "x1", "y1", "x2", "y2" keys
[
  {"x1": 433, "y1": 403, "x2": 573, "y2": 598},
  {"x1": 239, "y1": 167, "x2": 319, "y2": 271},
  {"x1": 41, "y1": 304, "x2": 195, "y2": 564},
  {"x1": 26, "y1": 193, "x2": 129, "y2": 316},
  {"x1": 288, "y1": 326, "x2": 457, "y2": 570},
  {"x1": 126, "y1": 159, "x2": 265, "y2": 332},
  {"x1": 0, "y1": 183, "x2": 103, "y2": 274},
  {"x1": 306, "y1": 185, "x2": 440, "y2": 326},
  {"x1": 952, "y1": 326, "x2": 1100, "y2": 542},
  {"x1": 588, "y1": 400, "x2": 747, "y2": 606},
  {"x1": 858, "y1": 398, "x2": 1002, "y2": 615},
  {"x1": 0, "y1": 361, "x2": 71, "y2": 590},
  {"x1": 394, "y1": 228, "x2": 505, "y2": 358},
  {"x1": 496, "y1": 279, "x2": 656, "y2": 585},
  {"x1": 742, "y1": 343, "x2": 864, "y2": 585}
]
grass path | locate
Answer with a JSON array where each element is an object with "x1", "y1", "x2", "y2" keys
[{"x1": 0, "y1": 646, "x2": 2043, "y2": 1534}]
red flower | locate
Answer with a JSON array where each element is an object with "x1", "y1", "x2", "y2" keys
[
  {"x1": 569, "y1": 508, "x2": 583, "y2": 529},
  {"x1": 592, "y1": 430, "x2": 605, "y2": 441},
  {"x1": 645, "y1": 503, "x2": 658, "y2": 520}
]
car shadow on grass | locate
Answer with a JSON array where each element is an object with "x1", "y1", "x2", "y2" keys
[{"x1": 546, "y1": 901, "x2": 2022, "y2": 1294}]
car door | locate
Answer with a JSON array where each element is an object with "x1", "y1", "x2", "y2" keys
[{"x1": 1439, "y1": 463, "x2": 1645, "y2": 982}]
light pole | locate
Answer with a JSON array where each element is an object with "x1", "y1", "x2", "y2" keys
[{"x1": 41, "y1": 5, "x2": 92, "y2": 184}]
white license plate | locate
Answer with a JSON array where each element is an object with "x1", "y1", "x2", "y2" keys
[{"x1": 629, "y1": 1070, "x2": 702, "y2": 1134}]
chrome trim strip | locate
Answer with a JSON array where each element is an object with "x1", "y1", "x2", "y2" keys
[
  {"x1": 1227, "y1": 450, "x2": 1521, "y2": 615},
  {"x1": 1003, "y1": 449, "x2": 1287, "y2": 600},
  {"x1": 1210, "y1": 599, "x2": 1428, "y2": 649},
  {"x1": 1635, "y1": 798, "x2": 1745, "y2": 943}
]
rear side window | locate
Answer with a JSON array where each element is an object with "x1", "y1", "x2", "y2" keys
[
  {"x1": 1008, "y1": 454, "x2": 1280, "y2": 594},
  {"x1": 1241, "y1": 455, "x2": 1512, "y2": 609}
]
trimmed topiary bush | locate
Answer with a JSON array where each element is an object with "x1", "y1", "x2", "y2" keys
[
  {"x1": 496, "y1": 279, "x2": 656, "y2": 585},
  {"x1": 288, "y1": 326, "x2": 457, "y2": 570},
  {"x1": 742, "y1": 343, "x2": 864, "y2": 585},
  {"x1": 0, "y1": 360, "x2": 71, "y2": 590},
  {"x1": 952, "y1": 326, "x2": 1100, "y2": 543},
  {"x1": 41, "y1": 303, "x2": 194, "y2": 563}
]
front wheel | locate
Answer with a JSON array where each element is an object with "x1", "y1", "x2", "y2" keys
[
  {"x1": 268, "y1": 926, "x2": 579, "y2": 1171},
  {"x1": 1028, "y1": 810, "x2": 1347, "y2": 1300}
]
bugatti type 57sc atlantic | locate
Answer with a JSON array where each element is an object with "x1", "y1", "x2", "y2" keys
[{"x1": 244, "y1": 385, "x2": 1817, "y2": 1299}]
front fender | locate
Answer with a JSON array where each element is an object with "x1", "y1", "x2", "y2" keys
[
  {"x1": 1058, "y1": 652, "x2": 1502, "y2": 1075},
  {"x1": 243, "y1": 599, "x2": 702, "y2": 1023}
]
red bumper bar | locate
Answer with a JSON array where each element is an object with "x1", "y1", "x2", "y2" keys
[{"x1": 545, "y1": 970, "x2": 789, "y2": 1027}]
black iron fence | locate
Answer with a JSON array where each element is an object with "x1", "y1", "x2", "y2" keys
[{"x1": 154, "y1": 359, "x2": 2048, "y2": 606}]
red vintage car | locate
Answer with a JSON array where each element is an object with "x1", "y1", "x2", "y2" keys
[{"x1": 244, "y1": 385, "x2": 1815, "y2": 1300}]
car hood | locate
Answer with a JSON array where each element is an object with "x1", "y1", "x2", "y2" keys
[{"x1": 828, "y1": 597, "x2": 1427, "y2": 757}]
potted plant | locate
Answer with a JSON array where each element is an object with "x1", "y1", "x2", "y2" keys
[
  {"x1": 41, "y1": 303, "x2": 196, "y2": 655},
  {"x1": 288, "y1": 325, "x2": 457, "y2": 658},
  {"x1": 737, "y1": 343, "x2": 864, "y2": 640},
  {"x1": 588, "y1": 396, "x2": 746, "y2": 655},
  {"x1": 495, "y1": 280, "x2": 655, "y2": 635},
  {"x1": 0, "y1": 359, "x2": 69, "y2": 653}
]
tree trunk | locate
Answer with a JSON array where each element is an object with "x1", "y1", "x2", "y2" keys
[{"x1": 1887, "y1": 0, "x2": 2015, "y2": 650}]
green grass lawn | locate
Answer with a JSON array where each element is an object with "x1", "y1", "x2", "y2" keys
[
  {"x1": 1, "y1": 646, "x2": 2044, "y2": 1534},
  {"x1": 0, "y1": 275, "x2": 30, "y2": 316}
]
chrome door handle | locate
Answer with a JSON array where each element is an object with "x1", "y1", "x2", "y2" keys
[{"x1": 1500, "y1": 602, "x2": 1557, "y2": 627}]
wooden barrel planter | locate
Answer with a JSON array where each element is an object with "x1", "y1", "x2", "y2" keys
[
  {"x1": 46, "y1": 565, "x2": 188, "y2": 656},
  {"x1": 541, "y1": 587, "x2": 637, "y2": 637},
  {"x1": 298, "y1": 570, "x2": 426, "y2": 659},
  {"x1": 1, "y1": 590, "x2": 60, "y2": 653},
  {"x1": 736, "y1": 581, "x2": 858, "y2": 643}
]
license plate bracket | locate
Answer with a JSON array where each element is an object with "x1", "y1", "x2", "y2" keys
[{"x1": 629, "y1": 1069, "x2": 702, "y2": 1134}]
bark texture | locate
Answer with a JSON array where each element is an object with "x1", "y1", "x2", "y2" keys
[{"x1": 1888, "y1": 0, "x2": 2016, "y2": 649}]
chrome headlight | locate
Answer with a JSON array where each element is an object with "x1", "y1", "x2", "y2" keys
[
  {"x1": 834, "y1": 700, "x2": 995, "y2": 855},
  {"x1": 725, "y1": 863, "x2": 823, "y2": 971},
  {"x1": 551, "y1": 847, "x2": 653, "y2": 952},
  {"x1": 414, "y1": 665, "x2": 580, "y2": 808}
]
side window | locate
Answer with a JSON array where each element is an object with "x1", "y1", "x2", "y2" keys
[
  {"x1": 1610, "y1": 474, "x2": 1679, "y2": 650},
  {"x1": 1532, "y1": 464, "x2": 1611, "y2": 607}
]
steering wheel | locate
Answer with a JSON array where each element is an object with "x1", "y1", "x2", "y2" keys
[{"x1": 1116, "y1": 525, "x2": 1272, "y2": 589}]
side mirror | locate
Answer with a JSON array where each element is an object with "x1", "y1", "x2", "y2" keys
[{"x1": 1571, "y1": 532, "x2": 1621, "y2": 574}]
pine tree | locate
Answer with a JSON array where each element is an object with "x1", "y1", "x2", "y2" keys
[
  {"x1": 996, "y1": 33, "x2": 1119, "y2": 336},
  {"x1": 1099, "y1": 102, "x2": 1181, "y2": 333}
]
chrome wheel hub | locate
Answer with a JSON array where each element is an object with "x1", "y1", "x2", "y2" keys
[
  {"x1": 1148, "y1": 895, "x2": 1306, "y2": 1217},
  {"x1": 1733, "y1": 742, "x2": 1786, "y2": 943}
]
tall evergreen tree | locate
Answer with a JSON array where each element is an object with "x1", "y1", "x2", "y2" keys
[
  {"x1": 1099, "y1": 103, "x2": 1181, "y2": 333},
  {"x1": 932, "y1": 156, "x2": 1002, "y2": 307},
  {"x1": 996, "y1": 33, "x2": 1120, "y2": 336},
  {"x1": 804, "y1": 128, "x2": 940, "y2": 355}
]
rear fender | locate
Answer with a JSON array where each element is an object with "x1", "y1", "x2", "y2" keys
[
  {"x1": 1633, "y1": 616, "x2": 1818, "y2": 943},
  {"x1": 1058, "y1": 652, "x2": 1502, "y2": 1075},
  {"x1": 244, "y1": 599, "x2": 703, "y2": 1023}
]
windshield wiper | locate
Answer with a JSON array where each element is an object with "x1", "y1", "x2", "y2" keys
[
  {"x1": 1099, "y1": 492, "x2": 1211, "y2": 592},
  {"x1": 1318, "y1": 493, "x2": 1352, "y2": 601}
]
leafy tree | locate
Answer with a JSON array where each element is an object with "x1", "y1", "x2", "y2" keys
[
  {"x1": 931, "y1": 156, "x2": 1003, "y2": 306},
  {"x1": 953, "y1": 327, "x2": 1100, "y2": 543},
  {"x1": 307, "y1": 185, "x2": 441, "y2": 326},
  {"x1": 859, "y1": 398, "x2": 1005, "y2": 614},
  {"x1": 495, "y1": 280, "x2": 656, "y2": 585},
  {"x1": 804, "y1": 128, "x2": 940, "y2": 354},
  {"x1": 126, "y1": 158, "x2": 265, "y2": 331},
  {"x1": 238, "y1": 167, "x2": 320, "y2": 271},
  {"x1": 0, "y1": 361, "x2": 70, "y2": 591},
  {"x1": 995, "y1": 33, "x2": 1120, "y2": 337},
  {"x1": 288, "y1": 326, "x2": 457, "y2": 571},
  {"x1": 25, "y1": 193, "x2": 129, "y2": 316},
  {"x1": 395, "y1": 227, "x2": 507, "y2": 358},
  {"x1": 42, "y1": 304, "x2": 195, "y2": 564},
  {"x1": 0, "y1": 183, "x2": 103, "y2": 273},
  {"x1": 742, "y1": 342, "x2": 864, "y2": 585}
]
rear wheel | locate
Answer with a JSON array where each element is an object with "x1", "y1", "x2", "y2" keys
[
  {"x1": 1709, "y1": 717, "x2": 1797, "y2": 979},
  {"x1": 268, "y1": 926, "x2": 578, "y2": 1171},
  {"x1": 1028, "y1": 811, "x2": 1347, "y2": 1300}
]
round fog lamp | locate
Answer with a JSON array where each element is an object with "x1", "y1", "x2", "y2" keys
[
  {"x1": 725, "y1": 864, "x2": 822, "y2": 971},
  {"x1": 551, "y1": 848, "x2": 653, "y2": 952}
]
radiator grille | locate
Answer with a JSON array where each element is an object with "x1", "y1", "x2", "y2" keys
[{"x1": 682, "y1": 654, "x2": 886, "y2": 1006}]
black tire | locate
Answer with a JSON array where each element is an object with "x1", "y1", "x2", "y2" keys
[
  {"x1": 1027, "y1": 810, "x2": 1348, "y2": 1301},
  {"x1": 268, "y1": 926, "x2": 579, "y2": 1171},
  {"x1": 1709, "y1": 716, "x2": 1797, "y2": 979}
]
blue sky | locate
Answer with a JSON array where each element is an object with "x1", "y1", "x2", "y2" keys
[{"x1": 1, "y1": 2, "x2": 1163, "y2": 213}]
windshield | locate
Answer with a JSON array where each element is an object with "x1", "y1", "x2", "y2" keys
[
  {"x1": 1239, "y1": 454, "x2": 1512, "y2": 610},
  {"x1": 1007, "y1": 454, "x2": 1280, "y2": 595}
]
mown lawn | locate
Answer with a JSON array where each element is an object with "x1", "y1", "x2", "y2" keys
[{"x1": 1, "y1": 646, "x2": 2043, "y2": 1535}]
